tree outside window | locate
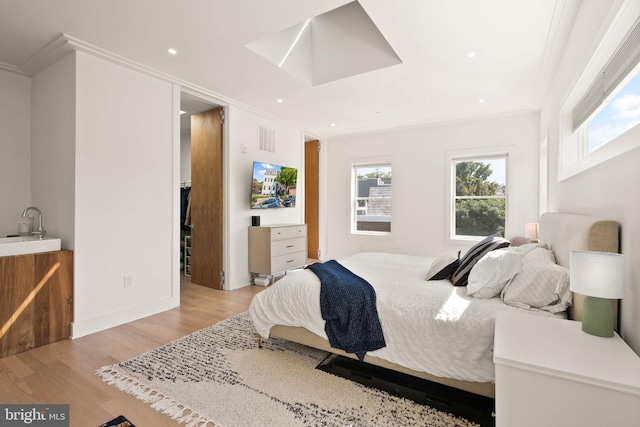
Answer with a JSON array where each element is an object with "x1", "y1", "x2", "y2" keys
[{"x1": 453, "y1": 158, "x2": 506, "y2": 237}]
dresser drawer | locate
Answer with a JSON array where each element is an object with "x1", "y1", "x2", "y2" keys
[
  {"x1": 271, "y1": 237, "x2": 307, "y2": 257},
  {"x1": 271, "y1": 251, "x2": 307, "y2": 273},
  {"x1": 271, "y1": 225, "x2": 307, "y2": 241}
]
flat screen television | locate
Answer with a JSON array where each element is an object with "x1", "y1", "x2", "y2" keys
[{"x1": 251, "y1": 161, "x2": 298, "y2": 209}]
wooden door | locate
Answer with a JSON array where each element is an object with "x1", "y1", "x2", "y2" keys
[
  {"x1": 305, "y1": 140, "x2": 320, "y2": 260},
  {"x1": 190, "y1": 107, "x2": 223, "y2": 289}
]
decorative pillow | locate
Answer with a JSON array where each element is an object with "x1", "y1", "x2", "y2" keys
[
  {"x1": 522, "y1": 246, "x2": 556, "y2": 264},
  {"x1": 467, "y1": 248, "x2": 521, "y2": 298},
  {"x1": 452, "y1": 234, "x2": 510, "y2": 287},
  {"x1": 501, "y1": 260, "x2": 572, "y2": 313},
  {"x1": 511, "y1": 242, "x2": 548, "y2": 254},
  {"x1": 427, "y1": 253, "x2": 460, "y2": 281}
]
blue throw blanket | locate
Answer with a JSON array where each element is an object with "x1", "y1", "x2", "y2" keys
[{"x1": 307, "y1": 260, "x2": 386, "y2": 361}]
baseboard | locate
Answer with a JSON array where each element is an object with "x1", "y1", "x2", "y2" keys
[{"x1": 70, "y1": 296, "x2": 179, "y2": 339}]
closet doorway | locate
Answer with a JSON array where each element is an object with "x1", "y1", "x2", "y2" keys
[{"x1": 180, "y1": 94, "x2": 224, "y2": 290}]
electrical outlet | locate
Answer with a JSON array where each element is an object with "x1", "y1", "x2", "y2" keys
[{"x1": 124, "y1": 275, "x2": 133, "y2": 288}]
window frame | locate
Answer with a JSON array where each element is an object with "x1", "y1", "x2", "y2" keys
[
  {"x1": 446, "y1": 149, "x2": 512, "y2": 244},
  {"x1": 559, "y1": 6, "x2": 640, "y2": 181},
  {"x1": 349, "y1": 159, "x2": 393, "y2": 237}
]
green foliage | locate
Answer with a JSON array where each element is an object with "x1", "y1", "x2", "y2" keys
[
  {"x1": 456, "y1": 199, "x2": 505, "y2": 236},
  {"x1": 456, "y1": 162, "x2": 499, "y2": 196},
  {"x1": 252, "y1": 178, "x2": 261, "y2": 194},
  {"x1": 455, "y1": 161, "x2": 505, "y2": 236},
  {"x1": 359, "y1": 169, "x2": 392, "y2": 180},
  {"x1": 276, "y1": 167, "x2": 298, "y2": 191}
]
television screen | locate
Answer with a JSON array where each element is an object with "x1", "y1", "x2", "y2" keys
[{"x1": 251, "y1": 161, "x2": 298, "y2": 209}]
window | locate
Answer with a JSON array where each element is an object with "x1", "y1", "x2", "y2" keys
[
  {"x1": 451, "y1": 156, "x2": 507, "y2": 239},
  {"x1": 586, "y1": 67, "x2": 640, "y2": 153},
  {"x1": 560, "y1": 10, "x2": 640, "y2": 180},
  {"x1": 351, "y1": 162, "x2": 392, "y2": 235}
]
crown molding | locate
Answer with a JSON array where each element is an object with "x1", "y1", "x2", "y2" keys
[
  {"x1": 0, "y1": 61, "x2": 24, "y2": 75},
  {"x1": 15, "y1": 34, "x2": 323, "y2": 137},
  {"x1": 19, "y1": 34, "x2": 74, "y2": 76}
]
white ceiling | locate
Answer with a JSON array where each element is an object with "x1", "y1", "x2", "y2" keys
[{"x1": 0, "y1": 0, "x2": 579, "y2": 138}]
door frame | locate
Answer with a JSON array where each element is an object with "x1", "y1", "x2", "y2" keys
[{"x1": 174, "y1": 86, "x2": 229, "y2": 299}]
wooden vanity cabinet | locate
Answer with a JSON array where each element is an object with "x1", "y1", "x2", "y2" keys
[{"x1": 0, "y1": 250, "x2": 73, "y2": 358}]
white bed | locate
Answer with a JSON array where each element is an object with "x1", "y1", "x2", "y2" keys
[{"x1": 249, "y1": 213, "x2": 620, "y2": 398}]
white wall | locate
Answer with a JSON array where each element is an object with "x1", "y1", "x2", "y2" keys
[
  {"x1": 226, "y1": 105, "x2": 304, "y2": 289},
  {"x1": 541, "y1": 0, "x2": 640, "y2": 355},
  {"x1": 0, "y1": 70, "x2": 31, "y2": 237},
  {"x1": 31, "y1": 52, "x2": 76, "y2": 249},
  {"x1": 3, "y1": 48, "x2": 307, "y2": 336},
  {"x1": 71, "y1": 52, "x2": 177, "y2": 337},
  {"x1": 324, "y1": 113, "x2": 540, "y2": 260}
]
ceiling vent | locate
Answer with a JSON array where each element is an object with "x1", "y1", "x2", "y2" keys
[
  {"x1": 258, "y1": 125, "x2": 276, "y2": 153},
  {"x1": 246, "y1": 1, "x2": 402, "y2": 86}
]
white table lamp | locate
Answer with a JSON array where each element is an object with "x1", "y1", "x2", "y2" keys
[
  {"x1": 570, "y1": 251, "x2": 624, "y2": 337},
  {"x1": 524, "y1": 223, "x2": 539, "y2": 243}
]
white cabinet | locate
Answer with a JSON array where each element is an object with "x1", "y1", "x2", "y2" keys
[
  {"x1": 494, "y1": 310, "x2": 640, "y2": 427},
  {"x1": 249, "y1": 224, "x2": 307, "y2": 277}
]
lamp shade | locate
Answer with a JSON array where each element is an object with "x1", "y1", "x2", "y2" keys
[
  {"x1": 524, "y1": 223, "x2": 539, "y2": 239},
  {"x1": 570, "y1": 251, "x2": 624, "y2": 299}
]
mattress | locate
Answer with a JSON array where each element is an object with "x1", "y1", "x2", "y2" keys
[{"x1": 249, "y1": 252, "x2": 562, "y2": 383}]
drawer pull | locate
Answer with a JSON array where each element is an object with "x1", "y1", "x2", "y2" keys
[
  {"x1": 287, "y1": 259, "x2": 295, "y2": 263},
  {"x1": 286, "y1": 245, "x2": 294, "y2": 248}
]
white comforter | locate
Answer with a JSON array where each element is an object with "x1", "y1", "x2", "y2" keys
[{"x1": 249, "y1": 252, "x2": 560, "y2": 383}]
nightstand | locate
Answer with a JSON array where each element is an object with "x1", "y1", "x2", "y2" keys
[
  {"x1": 248, "y1": 224, "x2": 307, "y2": 278},
  {"x1": 494, "y1": 310, "x2": 640, "y2": 427}
]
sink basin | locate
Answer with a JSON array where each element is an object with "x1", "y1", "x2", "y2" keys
[{"x1": 0, "y1": 236, "x2": 62, "y2": 257}]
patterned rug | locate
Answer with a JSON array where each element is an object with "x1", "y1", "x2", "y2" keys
[{"x1": 97, "y1": 312, "x2": 479, "y2": 427}]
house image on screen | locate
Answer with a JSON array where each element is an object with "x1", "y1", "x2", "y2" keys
[{"x1": 261, "y1": 167, "x2": 278, "y2": 196}]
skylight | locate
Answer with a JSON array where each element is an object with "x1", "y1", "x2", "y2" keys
[{"x1": 246, "y1": 1, "x2": 402, "y2": 86}]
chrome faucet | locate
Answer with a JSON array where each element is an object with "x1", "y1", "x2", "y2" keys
[{"x1": 22, "y1": 207, "x2": 46, "y2": 240}]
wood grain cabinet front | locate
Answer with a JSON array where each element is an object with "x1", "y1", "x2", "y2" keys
[{"x1": 0, "y1": 250, "x2": 73, "y2": 358}]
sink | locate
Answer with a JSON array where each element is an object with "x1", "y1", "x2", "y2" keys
[{"x1": 0, "y1": 236, "x2": 62, "y2": 257}]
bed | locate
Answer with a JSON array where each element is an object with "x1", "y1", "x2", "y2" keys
[{"x1": 248, "y1": 212, "x2": 620, "y2": 398}]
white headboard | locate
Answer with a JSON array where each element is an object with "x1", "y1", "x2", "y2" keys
[{"x1": 539, "y1": 212, "x2": 620, "y2": 322}]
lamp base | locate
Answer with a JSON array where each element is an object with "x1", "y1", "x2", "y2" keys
[{"x1": 582, "y1": 296, "x2": 614, "y2": 337}]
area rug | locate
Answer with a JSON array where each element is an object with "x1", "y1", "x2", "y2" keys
[{"x1": 97, "y1": 312, "x2": 479, "y2": 427}]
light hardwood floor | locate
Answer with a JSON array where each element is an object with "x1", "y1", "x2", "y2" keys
[{"x1": 0, "y1": 276, "x2": 264, "y2": 426}]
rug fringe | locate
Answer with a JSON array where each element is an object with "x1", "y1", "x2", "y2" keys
[{"x1": 96, "y1": 367, "x2": 216, "y2": 427}]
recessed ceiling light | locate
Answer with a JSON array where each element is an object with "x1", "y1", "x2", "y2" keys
[
  {"x1": 467, "y1": 51, "x2": 476, "y2": 58},
  {"x1": 478, "y1": 98, "x2": 485, "y2": 103},
  {"x1": 330, "y1": 123, "x2": 336, "y2": 127},
  {"x1": 276, "y1": 98, "x2": 283, "y2": 103},
  {"x1": 168, "y1": 48, "x2": 177, "y2": 55}
]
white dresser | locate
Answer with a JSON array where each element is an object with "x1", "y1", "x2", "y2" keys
[
  {"x1": 248, "y1": 224, "x2": 307, "y2": 277},
  {"x1": 494, "y1": 310, "x2": 640, "y2": 427}
]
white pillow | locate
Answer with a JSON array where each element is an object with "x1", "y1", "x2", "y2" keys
[
  {"x1": 522, "y1": 246, "x2": 556, "y2": 264},
  {"x1": 426, "y1": 254, "x2": 458, "y2": 280},
  {"x1": 467, "y1": 248, "x2": 521, "y2": 298},
  {"x1": 501, "y1": 260, "x2": 572, "y2": 313},
  {"x1": 511, "y1": 242, "x2": 548, "y2": 256}
]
